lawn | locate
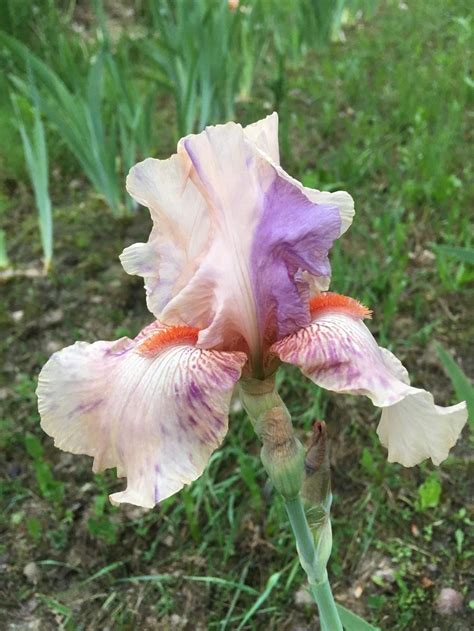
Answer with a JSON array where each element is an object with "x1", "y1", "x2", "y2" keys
[{"x1": 0, "y1": 1, "x2": 472, "y2": 629}]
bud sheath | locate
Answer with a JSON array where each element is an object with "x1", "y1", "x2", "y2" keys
[{"x1": 259, "y1": 407, "x2": 305, "y2": 499}]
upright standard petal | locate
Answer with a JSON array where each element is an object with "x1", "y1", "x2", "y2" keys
[
  {"x1": 37, "y1": 323, "x2": 246, "y2": 508},
  {"x1": 243, "y1": 112, "x2": 280, "y2": 164},
  {"x1": 243, "y1": 114, "x2": 354, "y2": 238},
  {"x1": 122, "y1": 152, "x2": 211, "y2": 318},
  {"x1": 178, "y1": 122, "x2": 341, "y2": 359},
  {"x1": 272, "y1": 293, "x2": 468, "y2": 466},
  {"x1": 126, "y1": 118, "x2": 342, "y2": 374}
]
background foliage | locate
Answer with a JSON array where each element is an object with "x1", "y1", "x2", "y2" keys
[{"x1": 0, "y1": 1, "x2": 472, "y2": 629}]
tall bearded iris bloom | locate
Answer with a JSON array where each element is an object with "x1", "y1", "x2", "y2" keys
[{"x1": 37, "y1": 114, "x2": 467, "y2": 509}]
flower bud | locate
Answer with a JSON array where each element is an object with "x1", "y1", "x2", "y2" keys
[
  {"x1": 259, "y1": 407, "x2": 305, "y2": 499},
  {"x1": 301, "y1": 421, "x2": 331, "y2": 513}
]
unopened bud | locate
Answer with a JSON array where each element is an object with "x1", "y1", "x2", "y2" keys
[
  {"x1": 259, "y1": 407, "x2": 305, "y2": 499},
  {"x1": 301, "y1": 421, "x2": 331, "y2": 512},
  {"x1": 313, "y1": 517, "x2": 333, "y2": 580}
]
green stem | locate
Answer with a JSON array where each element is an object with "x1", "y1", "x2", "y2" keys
[
  {"x1": 239, "y1": 380, "x2": 342, "y2": 629},
  {"x1": 284, "y1": 496, "x2": 343, "y2": 631},
  {"x1": 310, "y1": 580, "x2": 342, "y2": 631}
]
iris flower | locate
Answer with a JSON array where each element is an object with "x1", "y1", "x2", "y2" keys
[{"x1": 37, "y1": 114, "x2": 467, "y2": 508}]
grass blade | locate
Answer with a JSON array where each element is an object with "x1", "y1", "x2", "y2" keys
[
  {"x1": 236, "y1": 571, "x2": 282, "y2": 630},
  {"x1": 435, "y1": 342, "x2": 474, "y2": 430},
  {"x1": 81, "y1": 561, "x2": 124, "y2": 585},
  {"x1": 11, "y1": 77, "x2": 53, "y2": 271},
  {"x1": 433, "y1": 245, "x2": 474, "y2": 265},
  {"x1": 0, "y1": 229, "x2": 9, "y2": 268}
]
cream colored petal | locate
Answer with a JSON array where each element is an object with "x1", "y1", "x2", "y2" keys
[
  {"x1": 303, "y1": 189, "x2": 354, "y2": 236},
  {"x1": 243, "y1": 112, "x2": 280, "y2": 164},
  {"x1": 124, "y1": 118, "x2": 345, "y2": 361},
  {"x1": 174, "y1": 121, "x2": 341, "y2": 360},
  {"x1": 122, "y1": 154, "x2": 211, "y2": 317},
  {"x1": 377, "y1": 392, "x2": 467, "y2": 466}
]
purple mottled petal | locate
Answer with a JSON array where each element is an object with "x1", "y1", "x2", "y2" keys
[
  {"x1": 37, "y1": 325, "x2": 246, "y2": 508},
  {"x1": 251, "y1": 176, "x2": 340, "y2": 339},
  {"x1": 272, "y1": 310, "x2": 467, "y2": 466}
]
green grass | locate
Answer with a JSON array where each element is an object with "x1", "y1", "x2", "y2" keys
[{"x1": 0, "y1": 1, "x2": 473, "y2": 629}]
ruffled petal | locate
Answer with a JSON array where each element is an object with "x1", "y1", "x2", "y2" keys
[
  {"x1": 37, "y1": 324, "x2": 246, "y2": 507},
  {"x1": 303, "y1": 189, "x2": 354, "y2": 237},
  {"x1": 124, "y1": 117, "x2": 348, "y2": 368},
  {"x1": 178, "y1": 122, "x2": 341, "y2": 358},
  {"x1": 227, "y1": 116, "x2": 354, "y2": 316},
  {"x1": 377, "y1": 392, "x2": 467, "y2": 466},
  {"x1": 122, "y1": 153, "x2": 211, "y2": 318},
  {"x1": 262, "y1": 169, "x2": 354, "y2": 296},
  {"x1": 271, "y1": 294, "x2": 467, "y2": 466},
  {"x1": 249, "y1": 148, "x2": 354, "y2": 239},
  {"x1": 243, "y1": 112, "x2": 280, "y2": 164}
]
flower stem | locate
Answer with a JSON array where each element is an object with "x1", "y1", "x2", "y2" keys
[
  {"x1": 284, "y1": 496, "x2": 343, "y2": 631},
  {"x1": 239, "y1": 379, "x2": 343, "y2": 629}
]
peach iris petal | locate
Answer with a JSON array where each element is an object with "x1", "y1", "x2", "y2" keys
[
  {"x1": 243, "y1": 112, "x2": 281, "y2": 165},
  {"x1": 121, "y1": 153, "x2": 211, "y2": 319},
  {"x1": 37, "y1": 323, "x2": 246, "y2": 508},
  {"x1": 272, "y1": 306, "x2": 467, "y2": 466},
  {"x1": 123, "y1": 116, "x2": 351, "y2": 368}
]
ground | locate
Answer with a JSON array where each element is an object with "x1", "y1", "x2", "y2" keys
[{"x1": 0, "y1": 1, "x2": 473, "y2": 629}]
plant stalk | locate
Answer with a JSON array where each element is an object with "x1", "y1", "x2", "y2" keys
[
  {"x1": 239, "y1": 379, "x2": 343, "y2": 630},
  {"x1": 284, "y1": 496, "x2": 342, "y2": 631}
]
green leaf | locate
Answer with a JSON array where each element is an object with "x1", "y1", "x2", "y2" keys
[
  {"x1": 335, "y1": 604, "x2": 381, "y2": 630},
  {"x1": 433, "y1": 245, "x2": 474, "y2": 265},
  {"x1": 1, "y1": 31, "x2": 125, "y2": 217},
  {"x1": 435, "y1": 342, "x2": 474, "y2": 429},
  {"x1": 417, "y1": 473, "x2": 441, "y2": 511}
]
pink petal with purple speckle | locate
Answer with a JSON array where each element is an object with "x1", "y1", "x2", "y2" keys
[
  {"x1": 37, "y1": 324, "x2": 246, "y2": 508},
  {"x1": 272, "y1": 311, "x2": 467, "y2": 466}
]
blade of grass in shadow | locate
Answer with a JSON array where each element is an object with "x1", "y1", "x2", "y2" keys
[
  {"x1": 117, "y1": 572, "x2": 259, "y2": 596},
  {"x1": 221, "y1": 561, "x2": 251, "y2": 630},
  {"x1": 236, "y1": 571, "x2": 282, "y2": 630},
  {"x1": 435, "y1": 342, "x2": 474, "y2": 430},
  {"x1": 0, "y1": 229, "x2": 9, "y2": 268},
  {"x1": 11, "y1": 70, "x2": 53, "y2": 271},
  {"x1": 80, "y1": 561, "x2": 125, "y2": 586},
  {"x1": 184, "y1": 574, "x2": 259, "y2": 596},
  {"x1": 1, "y1": 32, "x2": 124, "y2": 217},
  {"x1": 433, "y1": 245, "x2": 474, "y2": 265}
]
